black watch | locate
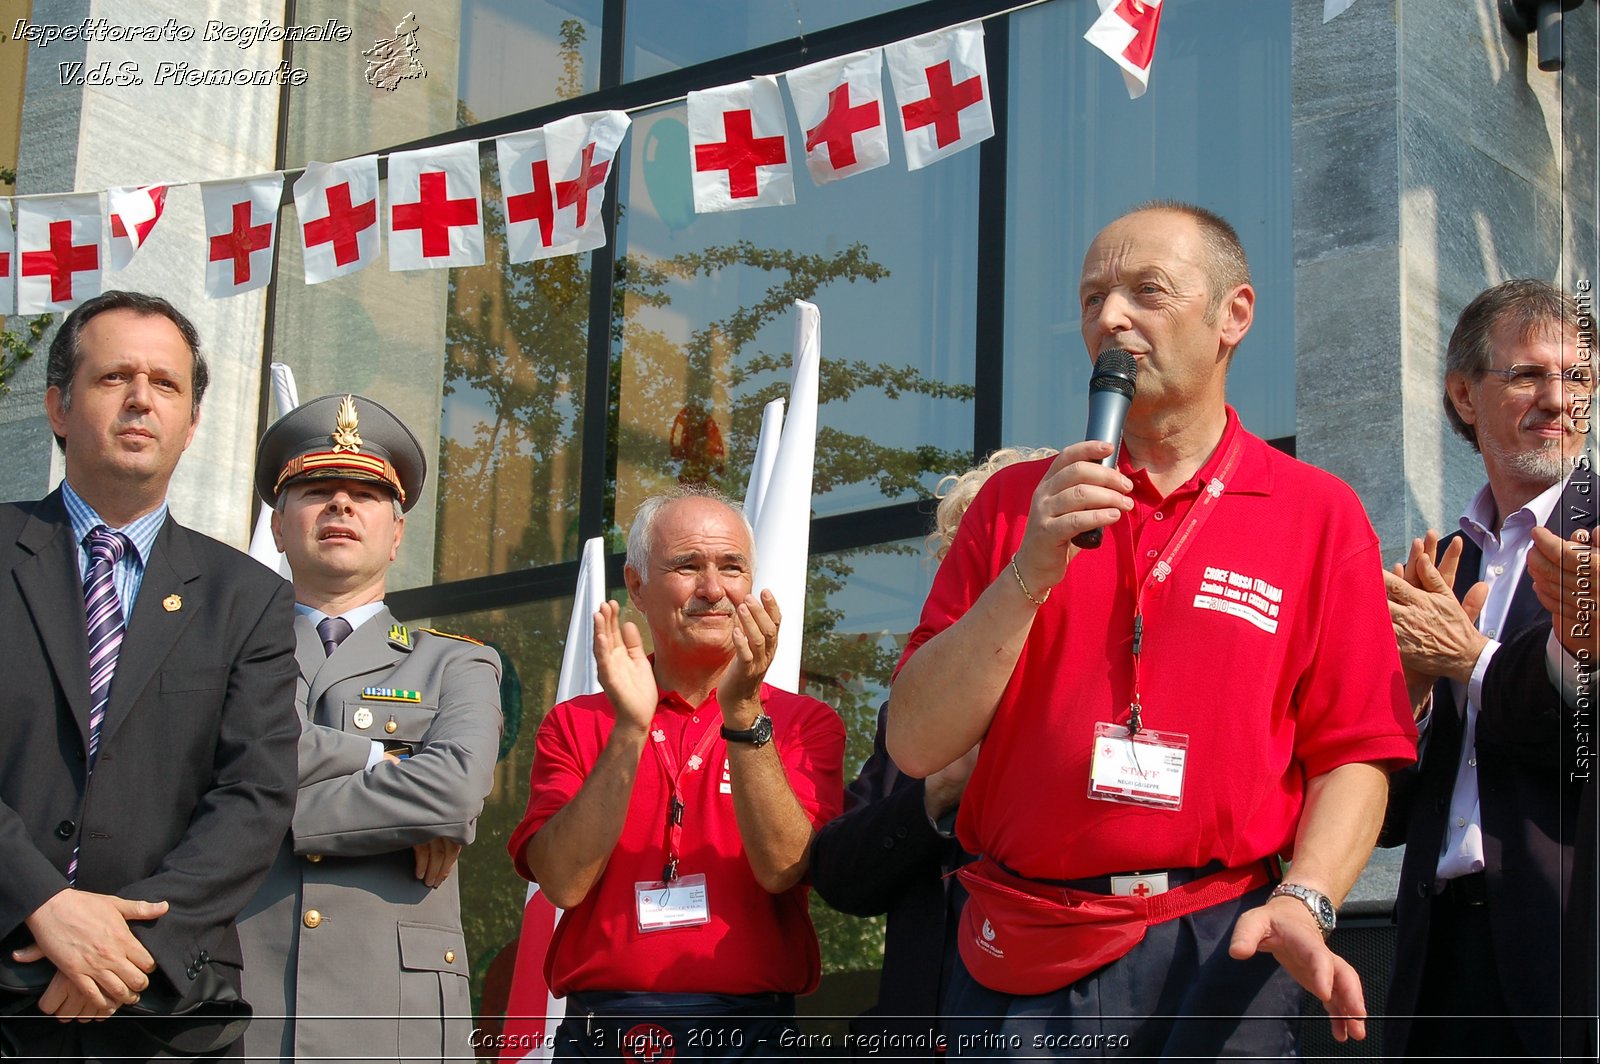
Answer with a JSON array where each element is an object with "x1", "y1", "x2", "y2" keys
[{"x1": 721, "y1": 714, "x2": 773, "y2": 748}]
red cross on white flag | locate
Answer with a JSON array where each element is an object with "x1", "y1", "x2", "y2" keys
[
  {"x1": 15, "y1": 193, "x2": 102, "y2": 314},
  {"x1": 387, "y1": 143, "x2": 485, "y2": 271},
  {"x1": 1084, "y1": 0, "x2": 1165, "y2": 99},
  {"x1": 497, "y1": 128, "x2": 569, "y2": 264},
  {"x1": 785, "y1": 49, "x2": 890, "y2": 186},
  {"x1": 544, "y1": 110, "x2": 630, "y2": 252},
  {"x1": 688, "y1": 76, "x2": 794, "y2": 213},
  {"x1": 885, "y1": 22, "x2": 994, "y2": 172},
  {"x1": 106, "y1": 184, "x2": 168, "y2": 271},
  {"x1": 294, "y1": 155, "x2": 381, "y2": 284},
  {"x1": 200, "y1": 174, "x2": 283, "y2": 298},
  {"x1": 0, "y1": 199, "x2": 14, "y2": 316}
]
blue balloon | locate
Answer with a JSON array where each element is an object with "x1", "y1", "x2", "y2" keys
[{"x1": 641, "y1": 117, "x2": 695, "y2": 233}]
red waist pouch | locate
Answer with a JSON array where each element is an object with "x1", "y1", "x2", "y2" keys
[{"x1": 956, "y1": 856, "x2": 1271, "y2": 996}]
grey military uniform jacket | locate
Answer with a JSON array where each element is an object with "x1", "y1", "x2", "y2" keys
[{"x1": 238, "y1": 607, "x2": 502, "y2": 1063}]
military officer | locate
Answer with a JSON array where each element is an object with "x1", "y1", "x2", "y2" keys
[{"x1": 237, "y1": 394, "x2": 502, "y2": 1062}]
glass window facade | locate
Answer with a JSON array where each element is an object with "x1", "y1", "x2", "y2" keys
[
  {"x1": 624, "y1": 0, "x2": 916, "y2": 82},
  {"x1": 266, "y1": 0, "x2": 1297, "y2": 1021},
  {"x1": 1003, "y1": 0, "x2": 1294, "y2": 448}
]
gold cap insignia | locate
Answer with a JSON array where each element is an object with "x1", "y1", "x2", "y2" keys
[
  {"x1": 162, "y1": 594, "x2": 182, "y2": 612},
  {"x1": 331, "y1": 395, "x2": 363, "y2": 454}
]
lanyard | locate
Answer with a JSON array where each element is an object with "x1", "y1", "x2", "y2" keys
[
  {"x1": 647, "y1": 716, "x2": 723, "y2": 883},
  {"x1": 1120, "y1": 433, "x2": 1245, "y2": 736}
]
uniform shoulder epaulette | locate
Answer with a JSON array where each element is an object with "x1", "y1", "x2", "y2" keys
[{"x1": 416, "y1": 626, "x2": 486, "y2": 647}]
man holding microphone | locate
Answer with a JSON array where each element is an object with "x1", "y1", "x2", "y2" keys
[{"x1": 888, "y1": 202, "x2": 1416, "y2": 1057}]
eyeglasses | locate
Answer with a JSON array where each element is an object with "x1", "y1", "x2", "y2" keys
[{"x1": 1478, "y1": 365, "x2": 1595, "y2": 393}]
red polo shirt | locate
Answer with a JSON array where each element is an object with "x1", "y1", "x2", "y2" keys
[
  {"x1": 898, "y1": 409, "x2": 1417, "y2": 881},
  {"x1": 510, "y1": 683, "x2": 845, "y2": 996}
]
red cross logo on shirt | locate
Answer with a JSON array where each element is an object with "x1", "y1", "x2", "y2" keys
[
  {"x1": 209, "y1": 201, "x2": 273, "y2": 285},
  {"x1": 694, "y1": 109, "x2": 786, "y2": 199},
  {"x1": 303, "y1": 181, "x2": 377, "y2": 266},
  {"x1": 805, "y1": 82, "x2": 881, "y2": 169},
  {"x1": 1131, "y1": 881, "x2": 1152, "y2": 897},
  {"x1": 1116, "y1": 0, "x2": 1162, "y2": 70},
  {"x1": 555, "y1": 141, "x2": 609, "y2": 228},
  {"x1": 21, "y1": 219, "x2": 98, "y2": 303},
  {"x1": 392, "y1": 171, "x2": 479, "y2": 258},
  {"x1": 506, "y1": 159, "x2": 557, "y2": 247},
  {"x1": 900, "y1": 60, "x2": 983, "y2": 149}
]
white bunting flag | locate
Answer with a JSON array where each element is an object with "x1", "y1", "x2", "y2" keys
[
  {"x1": 201, "y1": 174, "x2": 283, "y2": 298},
  {"x1": 15, "y1": 194, "x2": 103, "y2": 314},
  {"x1": 0, "y1": 199, "x2": 14, "y2": 316},
  {"x1": 106, "y1": 184, "x2": 168, "y2": 270},
  {"x1": 785, "y1": 49, "x2": 891, "y2": 186},
  {"x1": 544, "y1": 110, "x2": 630, "y2": 252},
  {"x1": 886, "y1": 22, "x2": 994, "y2": 172},
  {"x1": 1085, "y1": 0, "x2": 1165, "y2": 99},
  {"x1": 688, "y1": 76, "x2": 794, "y2": 213},
  {"x1": 387, "y1": 143, "x2": 485, "y2": 271},
  {"x1": 294, "y1": 155, "x2": 381, "y2": 284},
  {"x1": 497, "y1": 129, "x2": 569, "y2": 264}
]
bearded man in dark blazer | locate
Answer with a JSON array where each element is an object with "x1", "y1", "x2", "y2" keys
[
  {"x1": 0, "y1": 290, "x2": 299, "y2": 1061},
  {"x1": 1382, "y1": 278, "x2": 1592, "y2": 1058}
]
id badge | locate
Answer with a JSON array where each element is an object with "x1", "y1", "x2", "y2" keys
[
  {"x1": 635, "y1": 873, "x2": 710, "y2": 932},
  {"x1": 1087, "y1": 722, "x2": 1189, "y2": 810}
]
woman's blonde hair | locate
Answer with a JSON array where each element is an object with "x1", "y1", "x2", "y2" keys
[{"x1": 928, "y1": 446, "x2": 1059, "y2": 560}]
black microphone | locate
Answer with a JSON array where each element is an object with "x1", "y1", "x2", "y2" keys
[{"x1": 1071, "y1": 349, "x2": 1138, "y2": 549}]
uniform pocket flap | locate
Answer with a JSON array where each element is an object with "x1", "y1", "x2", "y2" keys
[{"x1": 397, "y1": 923, "x2": 467, "y2": 975}]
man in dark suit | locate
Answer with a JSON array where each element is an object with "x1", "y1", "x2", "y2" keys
[
  {"x1": 1382, "y1": 278, "x2": 1591, "y2": 1058},
  {"x1": 811, "y1": 704, "x2": 972, "y2": 1058},
  {"x1": 0, "y1": 290, "x2": 299, "y2": 1060}
]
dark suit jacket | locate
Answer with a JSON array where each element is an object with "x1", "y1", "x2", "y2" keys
[
  {"x1": 0, "y1": 490, "x2": 298, "y2": 1055},
  {"x1": 812, "y1": 704, "x2": 970, "y2": 1056},
  {"x1": 1382, "y1": 469, "x2": 1593, "y2": 1057}
]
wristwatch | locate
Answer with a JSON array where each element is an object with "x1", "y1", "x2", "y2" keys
[
  {"x1": 721, "y1": 714, "x2": 773, "y2": 748},
  {"x1": 1271, "y1": 882, "x2": 1337, "y2": 936}
]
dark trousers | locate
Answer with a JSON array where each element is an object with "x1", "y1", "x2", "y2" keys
[
  {"x1": 944, "y1": 879, "x2": 1301, "y2": 1059},
  {"x1": 1406, "y1": 874, "x2": 1551, "y2": 1058},
  {"x1": 0, "y1": 1012, "x2": 244, "y2": 1063},
  {"x1": 554, "y1": 991, "x2": 800, "y2": 1062}
]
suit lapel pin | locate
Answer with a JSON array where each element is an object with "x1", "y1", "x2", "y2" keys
[{"x1": 162, "y1": 594, "x2": 182, "y2": 612}]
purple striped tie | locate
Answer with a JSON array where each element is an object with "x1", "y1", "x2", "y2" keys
[{"x1": 69, "y1": 527, "x2": 129, "y2": 885}]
